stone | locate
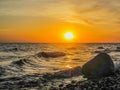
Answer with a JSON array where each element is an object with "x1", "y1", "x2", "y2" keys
[
  {"x1": 115, "y1": 47, "x2": 120, "y2": 52},
  {"x1": 59, "y1": 84, "x2": 64, "y2": 88},
  {"x1": 97, "y1": 47, "x2": 104, "y2": 49},
  {"x1": 117, "y1": 47, "x2": 120, "y2": 49},
  {"x1": 36, "y1": 51, "x2": 66, "y2": 58},
  {"x1": 82, "y1": 53, "x2": 114, "y2": 79},
  {"x1": 9, "y1": 47, "x2": 19, "y2": 52},
  {"x1": 54, "y1": 66, "x2": 82, "y2": 78}
]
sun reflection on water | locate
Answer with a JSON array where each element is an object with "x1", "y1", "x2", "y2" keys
[{"x1": 66, "y1": 65, "x2": 73, "y2": 69}]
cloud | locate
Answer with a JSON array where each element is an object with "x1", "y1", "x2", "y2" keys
[
  {"x1": 0, "y1": 0, "x2": 119, "y2": 26},
  {"x1": 65, "y1": 0, "x2": 120, "y2": 25}
]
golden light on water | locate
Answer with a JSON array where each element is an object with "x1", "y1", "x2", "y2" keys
[
  {"x1": 64, "y1": 32, "x2": 74, "y2": 40},
  {"x1": 66, "y1": 65, "x2": 73, "y2": 69}
]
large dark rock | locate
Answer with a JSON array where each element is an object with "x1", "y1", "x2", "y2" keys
[
  {"x1": 36, "y1": 51, "x2": 66, "y2": 58},
  {"x1": 82, "y1": 53, "x2": 114, "y2": 79}
]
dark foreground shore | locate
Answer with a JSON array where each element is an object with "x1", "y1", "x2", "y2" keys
[
  {"x1": 0, "y1": 68, "x2": 120, "y2": 90},
  {"x1": 49, "y1": 69, "x2": 120, "y2": 90}
]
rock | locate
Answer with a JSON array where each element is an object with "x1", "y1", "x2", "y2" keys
[
  {"x1": 97, "y1": 47, "x2": 104, "y2": 49},
  {"x1": 36, "y1": 51, "x2": 66, "y2": 58},
  {"x1": 8, "y1": 47, "x2": 19, "y2": 52},
  {"x1": 82, "y1": 53, "x2": 114, "y2": 79},
  {"x1": 59, "y1": 84, "x2": 64, "y2": 88},
  {"x1": 42, "y1": 73, "x2": 54, "y2": 80},
  {"x1": 115, "y1": 47, "x2": 120, "y2": 52},
  {"x1": 50, "y1": 86, "x2": 58, "y2": 90},
  {"x1": 117, "y1": 47, "x2": 120, "y2": 49},
  {"x1": 58, "y1": 67, "x2": 120, "y2": 90},
  {"x1": 66, "y1": 84, "x2": 74, "y2": 90},
  {"x1": 41, "y1": 67, "x2": 82, "y2": 80},
  {"x1": 70, "y1": 66, "x2": 82, "y2": 76},
  {"x1": 54, "y1": 66, "x2": 82, "y2": 78},
  {"x1": 17, "y1": 80, "x2": 38, "y2": 88},
  {"x1": 71, "y1": 80, "x2": 77, "y2": 84}
]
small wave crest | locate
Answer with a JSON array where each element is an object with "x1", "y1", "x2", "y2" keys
[
  {"x1": 0, "y1": 66, "x2": 5, "y2": 76},
  {"x1": 12, "y1": 59, "x2": 31, "y2": 66}
]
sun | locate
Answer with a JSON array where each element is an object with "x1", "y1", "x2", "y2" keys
[{"x1": 64, "y1": 32, "x2": 74, "y2": 40}]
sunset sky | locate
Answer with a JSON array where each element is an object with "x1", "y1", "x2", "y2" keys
[{"x1": 0, "y1": 0, "x2": 120, "y2": 43}]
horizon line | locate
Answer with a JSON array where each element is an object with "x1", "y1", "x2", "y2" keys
[{"x1": 0, "y1": 42, "x2": 120, "y2": 44}]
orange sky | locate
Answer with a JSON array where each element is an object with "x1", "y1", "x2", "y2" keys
[{"x1": 0, "y1": 0, "x2": 120, "y2": 43}]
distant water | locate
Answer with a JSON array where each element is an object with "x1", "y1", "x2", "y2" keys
[{"x1": 0, "y1": 43, "x2": 120, "y2": 78}]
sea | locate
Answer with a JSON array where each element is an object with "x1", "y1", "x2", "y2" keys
[{"x1": 0, "y1": 43, "x2": 120, "y2": 89}]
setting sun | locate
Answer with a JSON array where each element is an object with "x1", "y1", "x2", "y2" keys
[{"x1": 64, "y1": 32, "x2": 74, "y2": 40}]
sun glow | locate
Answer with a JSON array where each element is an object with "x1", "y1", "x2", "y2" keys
[
  {"x1": 66, "y1": 65, "x2": 73, "y2": 69},
  {"x1": 64, "y1": 32, "x2": 74, "y2": 40}
]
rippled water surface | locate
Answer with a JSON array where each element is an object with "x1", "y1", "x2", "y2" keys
[{"x1": 0, "y1": 43, "x2": 120, "y2": 78}]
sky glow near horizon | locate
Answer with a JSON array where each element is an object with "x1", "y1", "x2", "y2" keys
[{"x1": 0, "y1": 0, "x2": 120, "y2": 43}]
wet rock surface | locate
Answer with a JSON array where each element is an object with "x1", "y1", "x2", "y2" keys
[
  {"x1": 41, "y1": 66, "x2": 82, "y2": 79},
  {"x1": 54, "y1": 66, "x2": 82, "y2": 78},
  {"x1": 82, "y1": 53, "x2": 114, "y2": 79},
  {"x1": 36, "y1": 51, "x2": 66, "y2": 58}
]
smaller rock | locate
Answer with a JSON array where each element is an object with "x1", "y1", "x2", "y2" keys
[
  {"x1": 8, "y1": 47, "x2": 19, "y2": 52},
  {"x1": 117, "y1": 47, "x2": 120, "y2": 49},
  {"x1": 54, "y1": 66, "x2": 82, "y2": 78},
  {"x1": 71, "y1": 80, "x2": 76, "y2": 84},
  {"x1": 50, "y1": 86, "x2": 58, "y2": 90},
  {"x1": 66, "y1": 84, "x2": 74, "y2": 90},
  {"x1": 36, "y1": 51, "x2": 66, "y2": 58},
  {"x1": 59, "y1": 84, "x2": 64, "y2": 88},
  {"x1": 97, "y1": 47, "x2": 104, "y2": 49},
  {"x1": 115, "y1": 47, "x2": 120, "y2": 52}
]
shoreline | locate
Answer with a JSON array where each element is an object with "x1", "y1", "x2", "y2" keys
[{"x1": 1, "y1": 67, "x2": 120, "y2": 90}]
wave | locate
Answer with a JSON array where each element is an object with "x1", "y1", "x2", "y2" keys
[
  {"x1": 3, "y1": 47, "x2": 30, "y2": 52},
  {"x1": 12, "y1": 59, "x2": 31, "y2": 66},
  {"x1": 0, "y1": 66, "x2": 5, "y2": 76}
]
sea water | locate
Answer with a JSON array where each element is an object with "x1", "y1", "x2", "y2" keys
[{"x1": 0, "y1": 43, "x2": 120, "y2": 89}]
